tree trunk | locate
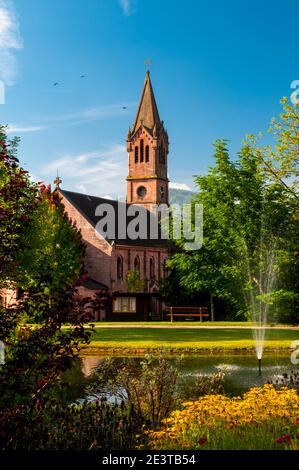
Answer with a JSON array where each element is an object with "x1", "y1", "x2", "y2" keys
[{"x1": 210, "y1": 294, "x2": 215, "y2": 322}]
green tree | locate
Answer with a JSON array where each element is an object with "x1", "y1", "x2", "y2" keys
[
  {"x1": 168, "y1": 140, "x2": 246, "y2": 319},
  {"x1": 167, "y1": 136, "x2": 298, "y2": 321},
  {"x1": 252, "y1": 97, "x2": 298, "y2": 200},
  {"x1": 0, "y1": 128, "x2": 92, "y2": 445},
  {"x1": 0, "y1": 126, "x2": 36, "y2": 286},
  {"x1": 125, "y1": 269, "x2": 144, "y2": 293},
  {"x1": 15, "y1": 185, "x2": 85, "y2": 315}
]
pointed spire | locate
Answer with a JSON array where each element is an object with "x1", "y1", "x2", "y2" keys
[
  {"x1": 127, "y1": 127, "x2": 132, "y2": 140},
  {"x1": 132, "y1": 71, "x2": 161, "y2": 135}
]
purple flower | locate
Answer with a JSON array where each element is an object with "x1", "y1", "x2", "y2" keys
[
  {"x1": 198, "y1": 437, "x2": 208, "y2": 446},
  {"x1": 275, "y1": 434, "x2": 292, "y2": 445}
]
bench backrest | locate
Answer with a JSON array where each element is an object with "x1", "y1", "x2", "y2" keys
[{"x1": 165, "y1": 306, "x2": 208, "y2": 314}]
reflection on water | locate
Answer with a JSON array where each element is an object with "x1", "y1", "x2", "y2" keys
[
  {"x1": 65, "y1": 354, "x2": 297, "y2": 402},
  {"x1": 81, "y1": 357, "x2": 102, "y2": 377}
]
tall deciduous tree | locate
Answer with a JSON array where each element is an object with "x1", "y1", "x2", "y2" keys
[
  {"x1": 167, "y1": 136, "x2": 298, "y2": 321},
  {"x1": 0, "y1": 126, "x2": 36, "y2": 286},
  {"x1": 15, "y1": 185, "x2": 85, "y2": 303},
  {"x1": 0, "y1": 128, "x2": 92, "y2": 434},
  {"x1": 252, "y1": 97, "x2": 298, "y2": 200}
]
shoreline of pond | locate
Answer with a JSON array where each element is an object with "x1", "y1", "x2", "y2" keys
[{"x1": 79, "y1": 346, "x2": 292, "y2": 357}]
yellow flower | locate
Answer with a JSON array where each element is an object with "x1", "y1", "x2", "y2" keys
[{"x1": 146, "y1": 385, "x2": 299, "y2": 449}]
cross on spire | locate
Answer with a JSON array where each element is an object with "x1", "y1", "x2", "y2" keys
[
  {"x1": 145, "y1": 58, "x2": 152, "y2": 72},
  {"x1": 54, "y1": 169, "x2": 62, "y2": 189}
]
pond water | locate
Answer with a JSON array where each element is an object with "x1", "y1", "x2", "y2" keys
[{"x1": 64, "y1": 353, "x2": 297, "y2": 402}]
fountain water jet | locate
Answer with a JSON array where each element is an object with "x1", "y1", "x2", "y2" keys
[{"x1": 243, "y1": 239, "x2": 277, "y2": 376}]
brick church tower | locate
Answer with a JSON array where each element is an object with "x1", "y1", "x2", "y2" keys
[{"x1": 126, "y1": 71, "x2": 169, "y2": 210}]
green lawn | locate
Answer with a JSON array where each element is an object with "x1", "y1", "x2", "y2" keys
[
  {"x1": 85, "y1": 326, "x2": 299, "y2": 352},
  {"x1": 85, "y1": 321, "x2": 297, "y2": 327}
]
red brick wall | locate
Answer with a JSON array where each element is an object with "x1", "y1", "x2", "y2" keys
[
  {"x1": 112, "y1": 245, "x2": 168, "y2": 292},
  {"x1": 60, "y1": 192, "x2": 168, "y2": 294},
  {"x1": 127, "y1": 126, "x2": 169, "y2": 208},
  {"x1": 60, "y1": 192, "x2": 113, "y2": 289}
]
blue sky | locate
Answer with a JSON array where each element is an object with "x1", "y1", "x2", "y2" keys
[{"x1": 0, "y1": 0, "x2": 298, "y2": 197}]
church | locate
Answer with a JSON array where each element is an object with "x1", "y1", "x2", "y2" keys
[{"x1": 58, "y1": 71, "x2": 170, "y2": 321}]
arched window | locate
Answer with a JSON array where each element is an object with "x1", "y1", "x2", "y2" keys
[
  {"x1": 140, "y1": 139, "x2": 144, "y2": 162},
  {"x1": 117, "y1": 256, "x2": 123, "y2": 280},
  {"x1": 159, "y1": 144, "x2": 165, "y2": 164},
  {"x1": 150, "y1": 257, "x2": 155, "y2": 279},
  {"x1": 162, "y1": 147, "x2": 166, "y2": 164},
  {"x1": 135, "y1": 146, "x2": 139, "y2": 163},
  {"x1": 134, "y1": 256, "x2": 140, "y2": 271},
  {"x1": 159, "y1": 146, "x2": 165, "y2": 164},
  {"x1": 145, "y1": 145, "x2": 150, "y2": 162}
]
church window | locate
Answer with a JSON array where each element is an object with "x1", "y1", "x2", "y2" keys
[
  {"x1": 134, "y1": 256, "x2": 140, "y2": 271},
  {"x1": 145, "y1": 145, "x2": 150, "y2": 162},
  {"x1": 137, "y1": 186, "x2": 147, "y2": 199},
  {"x1": 140, "y1": 139, "x2": 144, "y2": 162},
  {"x1": 117, "y1": 256, "x2": 123, "y2": 280},
  {"x1": 16, "y1": 287, "x2": 24, "y2": 300},
  {"x1": 159, "y1": 144, "x2": 166, "y2": 164},
  {"x1": 150, "y1": 257, "x2": 155, "y2": 279},
  {"x1": 162, "y1": 147, "x2": 166, "y2": 164},
  {"x1": 135, "y1": 146, "x2": 139, "y2": 163},
  {"x1": 159, "y1": 146, "x2": 165, "y2": 164}
]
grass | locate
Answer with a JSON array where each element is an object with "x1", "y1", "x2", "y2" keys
[
  {"x1": 86, "y1": 321, "x2": 296, "y2": 327},
  {"x1": 84, "y1": 326, "x2": 299, "y2": 352}
]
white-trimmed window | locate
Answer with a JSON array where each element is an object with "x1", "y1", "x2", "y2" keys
[{"x1": 113, "y1": 297, "x2": 136, "y2": 313}]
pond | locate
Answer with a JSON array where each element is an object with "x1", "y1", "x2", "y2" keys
[{"x1": 63, "y1": 352, "x2": 297, "y2": 402}]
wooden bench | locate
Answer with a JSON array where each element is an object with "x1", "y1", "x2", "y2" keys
[{"x1": 164, "y1": 306, "x2": 209, "y2": 323}]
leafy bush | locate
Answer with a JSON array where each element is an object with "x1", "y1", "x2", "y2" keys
[
  {"x1": 87, "y1": 353, "x2": 179, "y2": 425},
  {"x1": 178, "y1": 370, "x2": 225, "y2": 400}
]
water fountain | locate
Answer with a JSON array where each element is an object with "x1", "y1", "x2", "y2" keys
[{"x1": 244, "y1": 241, "x2": 277, "y2": 377}]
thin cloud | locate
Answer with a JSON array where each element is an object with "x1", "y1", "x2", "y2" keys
[
  {"x1": 49, "y1": 102, "x2": 136, "y2": 126},
  {"x1": 118, "y1": 0, "x2": 135, "y2": 16},
  {"x1": 40, "y1": 145, "x2": 128, "y2": 198},
  {"x1": 0, "y1": 0, "x2": 23, "y2": 85},
  {"x1": 5, "y1": 102, "x2": 136, "y2": 135},
  {"x1": 7, "y1": 124, "x2": 46, "y2": 133}
]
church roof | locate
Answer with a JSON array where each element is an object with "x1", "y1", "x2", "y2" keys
[
  {"x1": 132, "y1": 71, "x2": 161, "y2": 135},
  {"x1": 60, "y1": 189, "x2": 167, "y2": 248}
]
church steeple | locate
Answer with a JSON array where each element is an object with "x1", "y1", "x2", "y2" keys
[
  {"x1": 126, "y1": 71, "x2": 169, "y2": 209},
  {"x1": 132, "y1": 71, "x2": 161, "y2": 136}
]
